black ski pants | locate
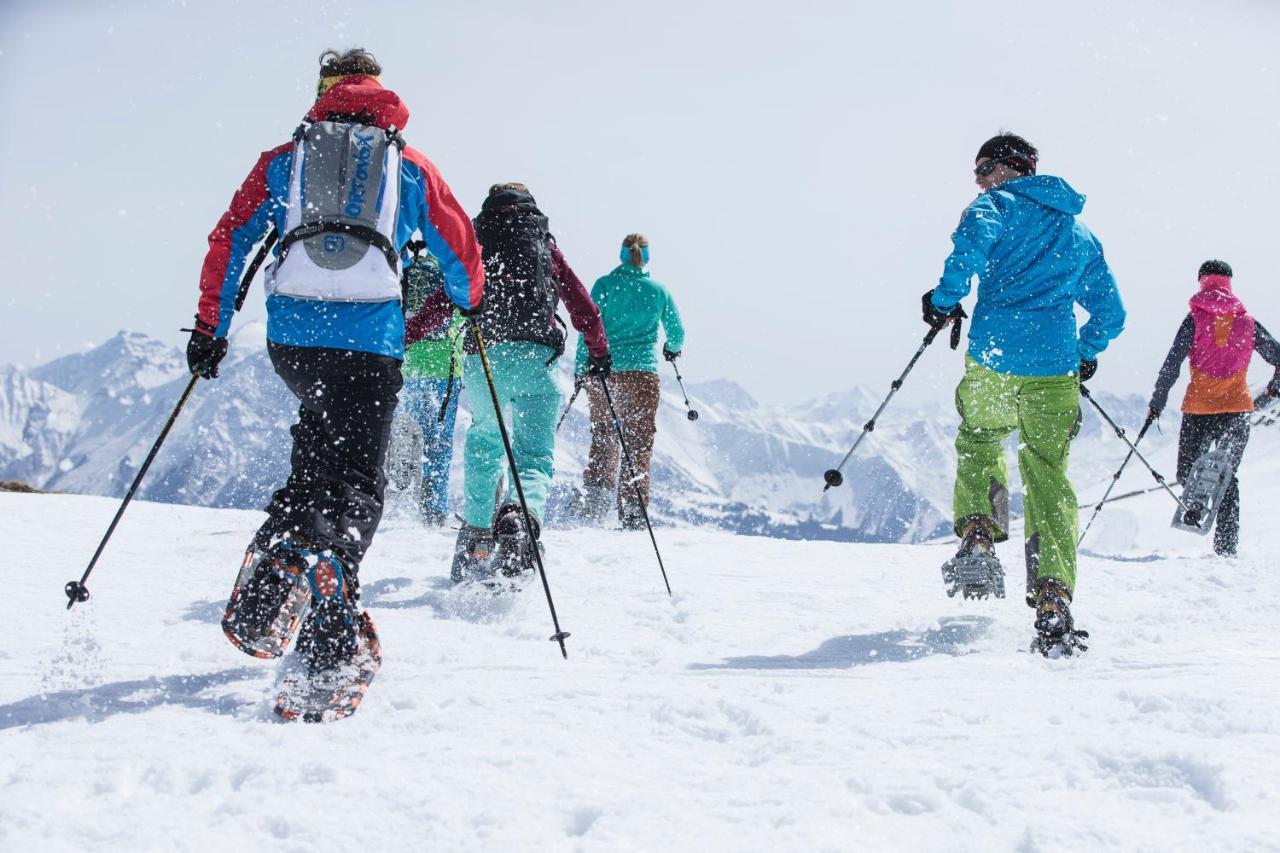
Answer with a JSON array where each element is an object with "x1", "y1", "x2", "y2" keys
[
  {"x1": 256, "y1": 343, "x2": 403, "y2": 574},
  {"x1": 1176, "y1": 412, "x2": 1250, "y2": 554}
]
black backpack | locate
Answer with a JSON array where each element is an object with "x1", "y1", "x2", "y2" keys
[{"x1": 468, "y1": 188, "x2": 564, "y2": 358}]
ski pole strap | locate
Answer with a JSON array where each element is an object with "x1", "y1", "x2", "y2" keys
[{"x1": 949, "y1": 312, "x2": 964, "y2": 350}]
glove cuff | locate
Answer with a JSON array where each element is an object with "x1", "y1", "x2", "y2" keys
[{"x1": 189, "y1": 316, "x2": 218, "y2": 338}]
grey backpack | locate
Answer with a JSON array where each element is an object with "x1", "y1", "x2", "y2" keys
[{"x1": 267, "y1": 118, "x2": 407, "y2": 302}]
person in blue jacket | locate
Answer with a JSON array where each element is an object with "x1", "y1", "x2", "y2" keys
[{"x1": 922, "y1": 133, "x2": 1125, "y2": 655}]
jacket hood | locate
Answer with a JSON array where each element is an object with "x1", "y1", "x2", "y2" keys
[
  {"x1": 480, "y1": 187, "x2": 543, "y2": 218},
  {"x1": 1190, "y1": 274, "x2": 1248, "y2": 318},
  {"x1": 306, "y1": 75, "x2": 409, "y2": 131},
  {"x1": 998, "y1": 175, "x2": 1085, "y2": 215}
]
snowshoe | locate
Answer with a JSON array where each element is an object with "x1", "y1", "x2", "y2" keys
[
  {"x1": 941, "y1": 520, "x2": 1006, "y2": 600},
  {"x1": 450, "y1": 524, "x2": 495, "y2": 583},
  {"x1": 1029, "y1": 579, "x2": 1089, "y2": 657},
  {"x1": 1171, "y1": 448, "x2": 1231, "y2": 535},
  {"x1": 221, "y1": 542, "x2": 313, "y2": 659},
  {"x1": 493, "y1": 502, "x2": 541, "y2": 580},
  {"x1": 274, "y1": 611, "x2": 382, "y2": 723}
]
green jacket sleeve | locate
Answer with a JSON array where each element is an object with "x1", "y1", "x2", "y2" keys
[{"x1": 661, "y1": 287, "x2": 685, "y2": 353}]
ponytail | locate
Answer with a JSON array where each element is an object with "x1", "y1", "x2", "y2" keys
[{"x1": 621, "y1": 233, "x2": 649, "y2": 269}]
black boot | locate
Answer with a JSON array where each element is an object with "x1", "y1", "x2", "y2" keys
[
  {"x1": 1031, "y1": 578, "x2": 1089, "y2": 657},
  {"x1": 450, "y1": 524, "x2": 495, "y2": 583},
  {"x1": 493, "y1": 502, "x2": 541, "y2": 578},
  {"x1": 295, "y1": 550, "x2": 360, "y2": 674},
  {"x1": 571, "y1": 484, "x2": 612, "y2": 525},
  {"x1": 618, "y1": 498, "x2": 646, "y2": 531},
  {"x1": 940, "y1": 517, "x2": 1005, "y2": 599}
]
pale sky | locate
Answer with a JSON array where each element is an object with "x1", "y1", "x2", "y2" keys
[{"x1": 3, "y1": 0, "x2": 1280, "y2": 406}]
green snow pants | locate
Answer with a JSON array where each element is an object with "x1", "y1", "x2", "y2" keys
[
  {"x1": 953, "y1": 356, "x2": 1082, "y2": 596},
  {"x1": 462, "y1": 342, "x2": 561, "y2": 529}
]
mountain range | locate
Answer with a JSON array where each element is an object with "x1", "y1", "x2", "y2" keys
[{"x1": 0, "y1": 328, "x2": 1168, "y2": 543}]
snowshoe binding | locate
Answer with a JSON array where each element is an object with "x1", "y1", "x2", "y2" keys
[
  {"x1": 941, "y1": 519, "x2": 1006, "y2": 600},
  {"x1": 222, "y1": 541, "x2": 313, "y2": 659},
  {"x1": 492, "y1": 502, "x2": 541, "y2": 583},
  {"x1": 450, "y1": 524, "x2": 495, "y2": 583},
  {"x1": 1030, "y1": 579, "x2": 1089, "y2": 657},
  {"x1": 274, "y1": 550, "x2": 380, "y2": 722},
  {"x1": 274, "y1": 611, "x2": 382, "y2": 723},
  {"x1": 1171, "y1": 448, "x2": 1232, "y2": 535}
]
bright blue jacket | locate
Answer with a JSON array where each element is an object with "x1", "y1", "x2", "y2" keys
[{"x1": 930, "y1": 175, "x2": 1125, "y2": 376}]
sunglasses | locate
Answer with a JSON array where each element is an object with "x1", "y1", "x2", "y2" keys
[
  {"x1": 974, "y1": 158, "x2": 1004, "y2": 177},
  {"x1": 974, "y1": 156, "x2": 1032, "y2": 177}
]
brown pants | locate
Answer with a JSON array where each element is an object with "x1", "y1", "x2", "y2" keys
[{"x1": 583, "y1": 371, "x2": 661, "y2": 508}]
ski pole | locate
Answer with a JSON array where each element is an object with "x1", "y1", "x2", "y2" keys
[
  {"x1": 597, "y1": 375, "x2": 672, "y2": 595},
  {"x1": 556, "y1": 382, "x2": 582, "y2": 433},
  {"x1": 668, "y1": 359, "x2": 699, "y2": 422},
  {"x1": 66, "y1": 229, "x2": 280, "y2": 609},
  {"x1": 1078, "y1": 479, "x2": 1182, "y2": 509},
  {"x1": 823, "y1": 324, "x2": 945, "y2": 491},
  {"x1": 1077, "y1": 413, "x2": 1155, "y2": 547},
  {"x1": 64, "y1": 375, "x2": 199, "y2": 608},
  {"x1": 1079, "y1": 385, "x2": 1190, "y2": 515},
  {"x1": 469, "y1": 319, "x2": 571, "y2": 658}
]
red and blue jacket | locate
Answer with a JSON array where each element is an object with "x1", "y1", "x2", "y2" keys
[{"x1": 195, "y1": 76, "x2": 484, "y2": 359}]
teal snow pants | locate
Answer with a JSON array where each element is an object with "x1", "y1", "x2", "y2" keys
[{"x1": 462, "y1": 342, "x2": 561, "y2": 529}]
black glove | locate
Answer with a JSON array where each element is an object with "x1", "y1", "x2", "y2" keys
[
  {"x1": 663, "y1": 348, "x2": 681, "y2": 363},
  {"x1": 1079, "y1": 359, "x2": 1098, "y2": 382},
  {"x1": 184, "y1": 319, "x2": 227, "y2": 378},
  {"x1": 921, "y1": 289, "x2": 965, "y2": 331},
  {"x1": 1148, "y1": 403, "x2": 1164, "y2": 420},
  {"x1": 586, "y1": 352, "x2": 612, "y2": 378}
]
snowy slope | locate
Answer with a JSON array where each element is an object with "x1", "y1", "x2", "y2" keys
[
  {"x1": 3, "y1": 438, "x2": 1278, "y2": 851},
  {"x1": 1, "y1": 329, "x2": 1168, "y2": 544}
]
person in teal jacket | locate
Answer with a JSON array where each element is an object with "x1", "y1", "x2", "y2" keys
[
  {"x1": 574, "y1": 233, "x2": 685, "y2": 529},
  {"x1": 923, "y1": 133, "x2": 1125, "y2": 656},
  {"x1": 401, "y1": 248, "x2": 465, "y2": 525}
]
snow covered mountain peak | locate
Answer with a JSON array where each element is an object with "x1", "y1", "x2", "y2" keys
[
  {"x1": 29, "y1": 330, "x2": 184, "y2": 396},
  {"x1": 1, "y1": 331, "x2": 1172, "y2": 544}
]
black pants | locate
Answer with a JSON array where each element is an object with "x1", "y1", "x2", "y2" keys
[
  {"x1": 1176, "y1": 412, "x2": 1251, "y2": 553},
  {"x1": 256, "y1": 343, "x2": 403, "y2": 574}
]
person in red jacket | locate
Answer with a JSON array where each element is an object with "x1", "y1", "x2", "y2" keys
[{"x1": 193, "y1": 48, "x2": 483, "y2": 686}]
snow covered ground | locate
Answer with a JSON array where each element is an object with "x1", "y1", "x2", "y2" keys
[{"x1": 3, "y1": 460, "x2": 1279, "y2": 850}]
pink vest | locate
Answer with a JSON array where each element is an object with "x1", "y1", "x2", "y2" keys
[{"x1": 1188, "y1": 275, "x2": 1254, "y2": 379}]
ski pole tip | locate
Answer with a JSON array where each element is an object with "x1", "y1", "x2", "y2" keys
[
  {"x1": 64, "y1": 580, "x2": 89, "y2": 609},
  {"x1": 550, "y1": 631, "x2": 571, "y2": 658},
  {"x1": 823, "y1": 469, "x2": 844, "y2": 489},
  {"x1": 687, "y1": 410, "x2": 699, "y2": 422}
]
